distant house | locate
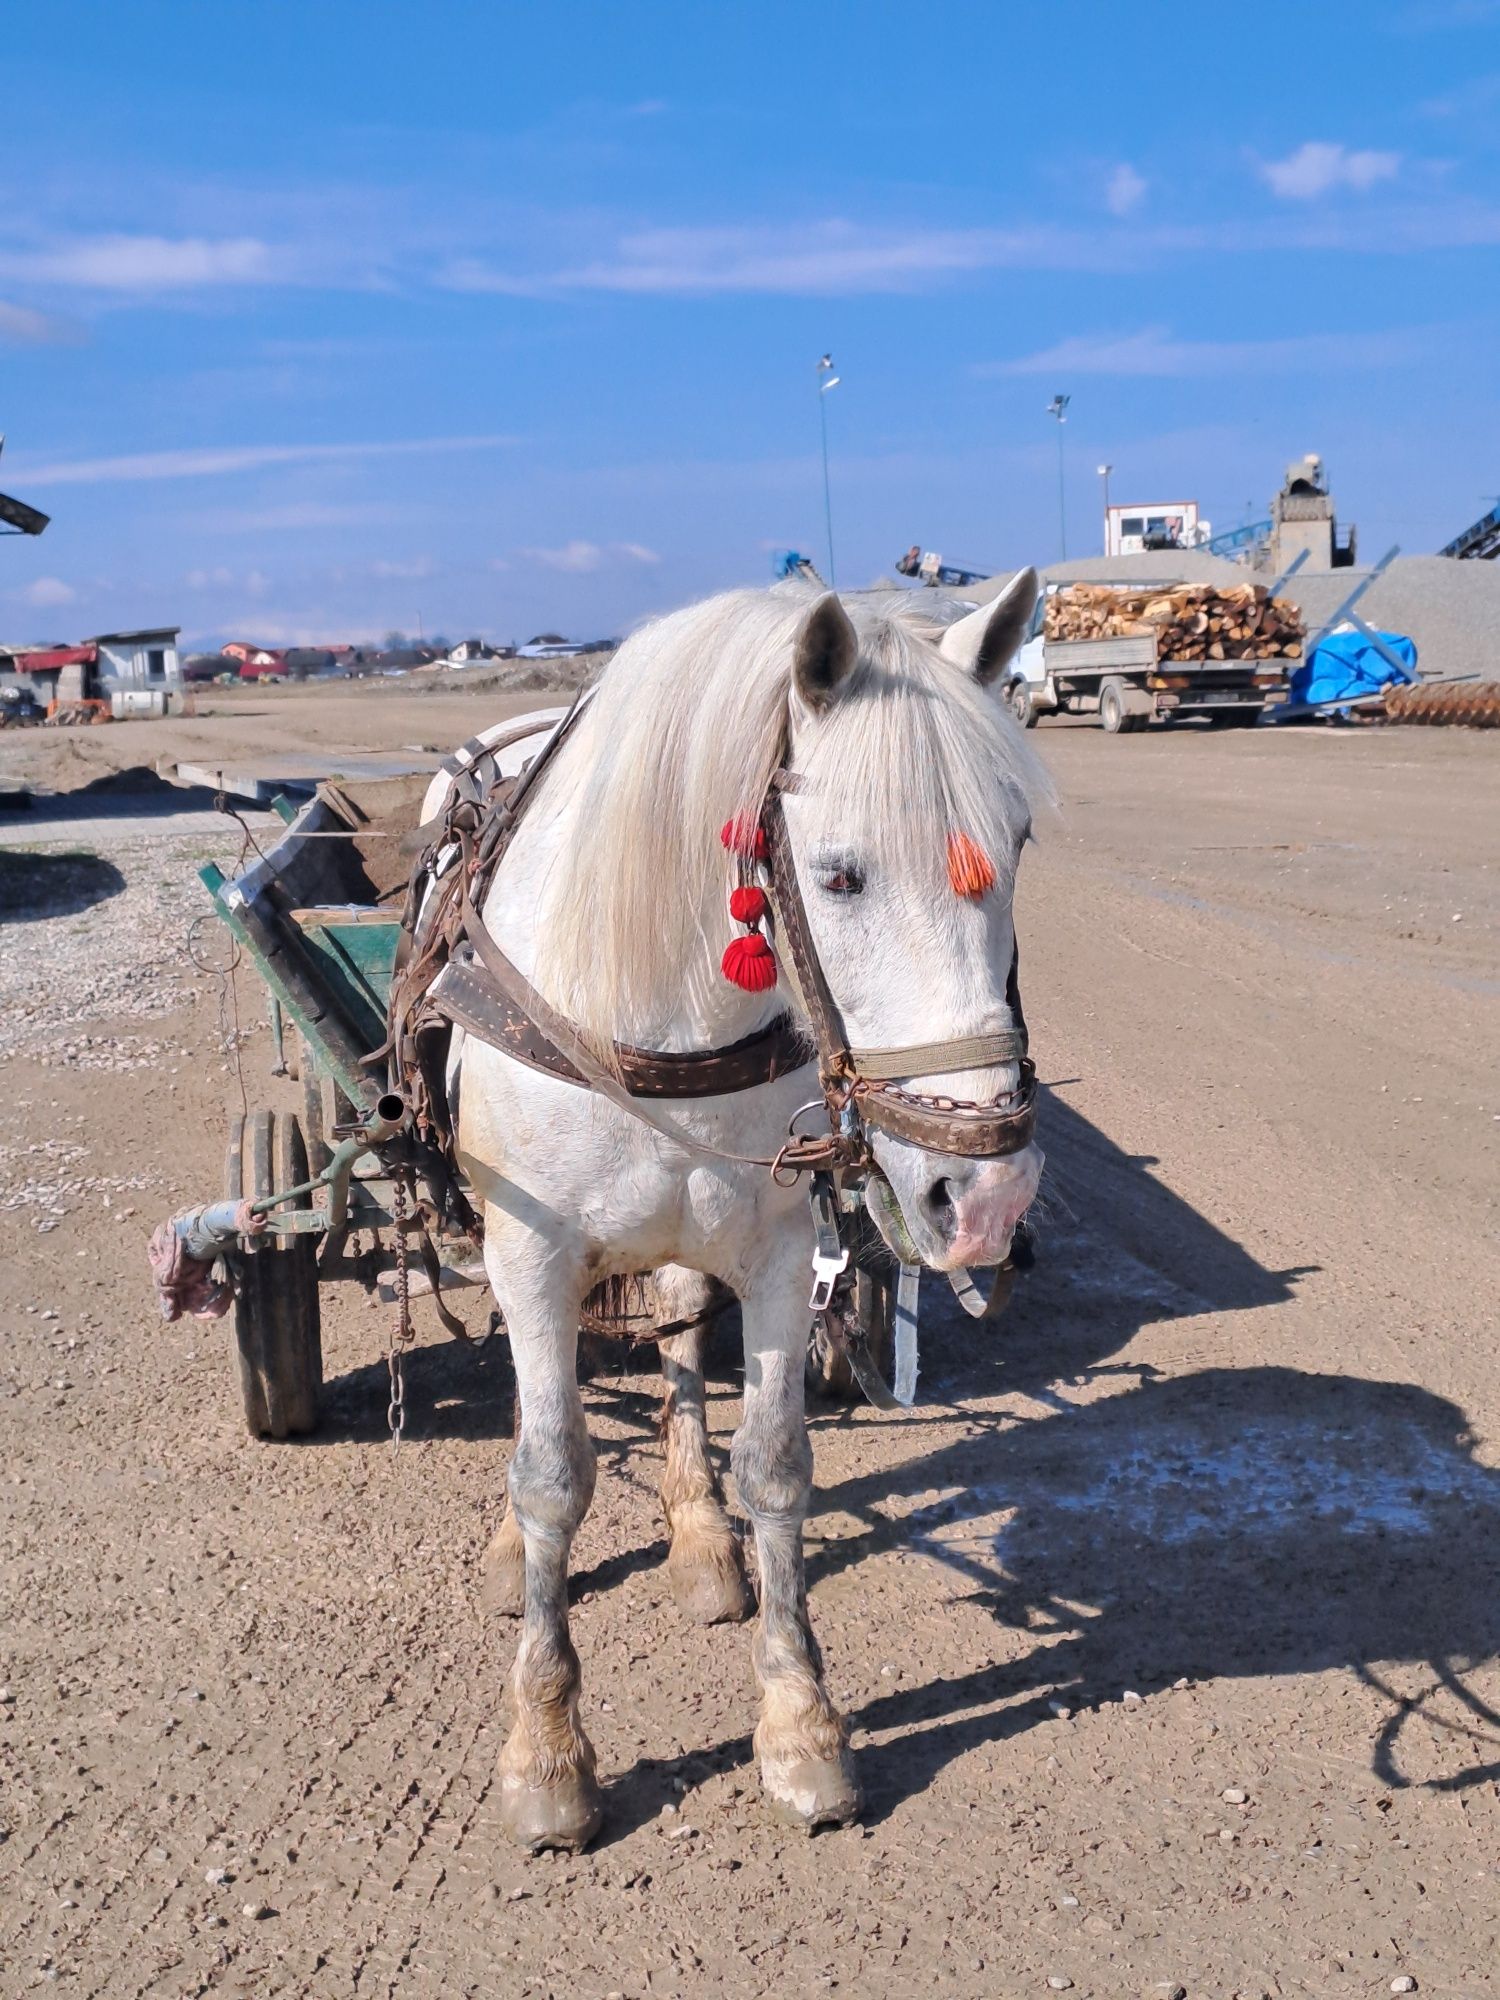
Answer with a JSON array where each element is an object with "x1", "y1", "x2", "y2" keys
[
  {"x1": 228, "y1": 645, "x2": 290, "y2": 680},
  {"x1": 443, "y1": 637, "x2": 501, "y2": 665},
  {"x1": 517, "y1": 632, "x2": 578, "y2": 660}
]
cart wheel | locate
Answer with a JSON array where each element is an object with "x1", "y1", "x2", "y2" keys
[
  {"x1": 298, "y1": 1039, "x2": 332, "y2": 1176},
  {"x1": 806, "y1": 1267, "x2": 895, "y2": 1401},
  {"x1": 225, "y1": 1109, "x2": 323, "y2": 1440}
]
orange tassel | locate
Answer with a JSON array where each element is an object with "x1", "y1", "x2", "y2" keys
[{"x1": 947, "y1": 831, "x2": 996, "y2": 899}]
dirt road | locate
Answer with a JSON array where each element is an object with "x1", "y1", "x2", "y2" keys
[{"x1": 2, "y1": 696, "x2": 1497, "y2": 2000}]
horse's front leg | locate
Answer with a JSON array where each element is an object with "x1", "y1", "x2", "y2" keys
[
  {"x1": 733, "y1": 1244, "x2": 860, "y2": 1831},
  {"x1": 486, "y1": 1230, "x2": 603, "y2": 1852},
  {"x1": 481, "y1": 1382, "x2": 526, "y2": 1616},
  {"x1": 656, "y1": 1267, "x2": 752, "y2": 1625}
]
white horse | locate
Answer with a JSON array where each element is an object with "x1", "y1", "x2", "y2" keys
[{"x1": 426, "y1": 572, "x2": 1046, "y2": 1849}]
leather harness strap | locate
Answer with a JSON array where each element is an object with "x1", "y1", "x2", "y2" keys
[{"x1": 431, "y1": 951, "x2": 808, "y2": 1097}]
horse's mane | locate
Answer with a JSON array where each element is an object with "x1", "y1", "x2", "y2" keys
[{"x1": 534, "y1": 584, "x2": 1052, "y2": 1046}]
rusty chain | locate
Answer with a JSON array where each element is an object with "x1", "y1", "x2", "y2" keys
[{"x1": 387, "y1": 1169, "x2": 415, "y2": 1446}]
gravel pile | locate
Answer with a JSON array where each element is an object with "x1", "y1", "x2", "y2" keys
[{"x1": 1288, "y1": 556, "x2": 1500, "y2": 683}]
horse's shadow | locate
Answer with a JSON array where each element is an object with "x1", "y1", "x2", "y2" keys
[
  {"x1": 307, "y1": 1088, "x2": 1499, "y2": 1806},
  {"x1": 819, "y1": 1363, "x2": 1500, "y2": 1814}
]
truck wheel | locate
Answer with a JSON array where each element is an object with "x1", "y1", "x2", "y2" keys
[
  {"x1": 1098, "y1": 679, "x2": 1129, "y2": 734},
  {"x1": 225, "y1": 1110, "x2": 323, "y2": 1440},
  {"x1": 1005, "y1": 679, "x2": 1039, "y2": 729},
  {"x1": 806, "y1": 1268, "x2": 895, "y2": 1401}
]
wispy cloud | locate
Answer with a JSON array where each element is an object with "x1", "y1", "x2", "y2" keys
[
  {"x1": 1105, "y1": 164, "x2": 1147, "y2": 217},
  {"x1": 1389, "y1": 0, "x2": 1500, "y2": 28},
  {"x1": 369, "y1": 555, "x2": 436, "y2": 580},
  {"x1": 0, "y1": 299, "x2": 78, "y2": 344},
  {"x1": 15, "y1": 434, "x2": 515, "y2": 486},
  {"x1": 980, "y1": 323, "x2": 1431, "y2": 378},
  {"x1": 517, "y1": 540, "x2": 661, "y2": 572},
  {"x1": 441, "y1": 220, "x2": 1132, "y2": 297},
  {"x1": 1419, "y1": 70, "x2": 1500, "y2": 117},
  {"x1": 0, "y1": 234, "x2": 280, "y2": 291},
  {"x1": 186, "y1": 565, "x2": 270, "y2": 597},
  {"x1": 1257, "y1": 141, "x2": 1401, "y2": 199},
  {"x1": 15, "y1": 576, "x2": 77, "y2": 608},
  {"x1": 203, "y1": 500, "x2": 405, "y2": 533}
]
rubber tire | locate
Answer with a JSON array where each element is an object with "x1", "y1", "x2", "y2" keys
[
  {"x1": 1098, "y1": 679, "x2": 1129, "y2": 735},
  {"x1": 806, "y1": 1266, "x2": 895, "y2": 1401},
  {"x1": 1005, "y1": 679, "x2": 1039, "y2": 729},
  {"x1": 226, "y1": 1109, "x2": 323, "y2": 1439}
]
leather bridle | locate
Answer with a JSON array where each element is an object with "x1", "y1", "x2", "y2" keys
[{"x1": 758, "y1": 783, "x2": 1036, "y2": 1175}]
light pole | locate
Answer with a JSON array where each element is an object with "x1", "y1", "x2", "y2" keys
[
  {"x1": 1047, "y1": 394, "x2": 1070, "y2": 561},
  {"x1": 817, "y1": 353, "x2": 840, "y2": 586},
  {"x1": 1097, "y1": 462, "x2": 1113, "y2": 557}
]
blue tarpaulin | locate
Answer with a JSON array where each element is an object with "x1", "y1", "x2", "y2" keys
[{"x1": 1288, "y1": 627, "x2": 1417, "y2": 710}]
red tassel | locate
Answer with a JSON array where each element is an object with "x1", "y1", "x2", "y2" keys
[
  {"x1": 721, "y1": 932, "x2": 777, "y2": 991},
  {"x1": 947, "y1": 830, "x2": 997, "y2": 899},
  {"x1": 728, "y1": 884, "x2": 768, "y2": 923},
  {"x1": 720, "y1": 815, "x2": 769, "y2": 863}
]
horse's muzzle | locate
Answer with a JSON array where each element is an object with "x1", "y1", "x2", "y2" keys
[{"x1": 873, "y1": 1141, "x2": 1043, "y2": 1273}]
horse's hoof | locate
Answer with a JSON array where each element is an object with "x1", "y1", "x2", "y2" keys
[
  {"x1": 667, "y1": 1550, "x2": 753, "y2": 1626},
  {"x1": 499, "y1": 1769, "x2": 604, "y2": 1853},
  {"x1": 761, "y1": 1755, "x2": 862, "y2": 1832},
  {"x1": 480, "y1": 1533, "x2": 525, "y2": 1619}
]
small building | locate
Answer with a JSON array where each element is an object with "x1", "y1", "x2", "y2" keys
[
  {"x1": 0, "y1": 643, "x2": 97, "y2": 703},
  {"x1": 90, "y1": 627, "x2": 182, "y2": 696},
  {"x1": 221, "y1": 642, "x2": 289, "y2": 678},
  {"x1": 443, "y1": 637, "x2": 500, "y2": 665},
  {"x1": 1105, "y1": 500, "x2": 1211, "y2": 560},
  {"x1": 517, "y1": 632, "x2": 578, "y2": 660}
]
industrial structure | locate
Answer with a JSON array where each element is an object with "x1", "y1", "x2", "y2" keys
[{"x1": 1439, "y1": 500, "x2": 1500, "y2": 562}]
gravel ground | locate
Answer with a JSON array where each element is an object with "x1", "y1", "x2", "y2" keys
[{"x1": 0, "y1": 710, "x2": 1497, "y2": 1999}]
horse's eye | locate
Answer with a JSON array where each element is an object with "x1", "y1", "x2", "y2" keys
[{"x1": 821, "y1": 865, "x2": 864, "y2": 898}]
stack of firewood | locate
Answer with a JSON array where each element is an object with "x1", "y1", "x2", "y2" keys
[{"x1": 1045, "y1": 582, "x2": 1303, "y2": 661}]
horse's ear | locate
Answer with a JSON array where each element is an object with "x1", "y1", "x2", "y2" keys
[
  {"x1": 792, "y1": 592, "x2": 859, "y2": 712},
  {"x1": 940, "y1": 567, "x2": 1040, "y2": 685}
]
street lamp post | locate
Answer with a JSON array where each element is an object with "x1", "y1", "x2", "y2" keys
[
  {"x1": 1047, "y1": 394, "x2": 1070, "y2": 561},
  {"x1": 816, "y1": 353, "x2": 841, "y2": 587},
  {"x1": 1097, "y1": 462, "x2": 1113, "y2": 557}
]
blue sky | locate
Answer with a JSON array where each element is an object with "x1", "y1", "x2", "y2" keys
[{"x1": 3, "y1": 0, "x2": 1498, "y2": 649}]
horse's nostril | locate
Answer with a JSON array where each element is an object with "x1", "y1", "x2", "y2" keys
[{"x1": 928, "y1": 1176, "x2": 956, "y2": 1234}]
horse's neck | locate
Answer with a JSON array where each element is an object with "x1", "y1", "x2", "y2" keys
[{"x1": 483, "y1": 758, "x2": 787, "y2": 1056}]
